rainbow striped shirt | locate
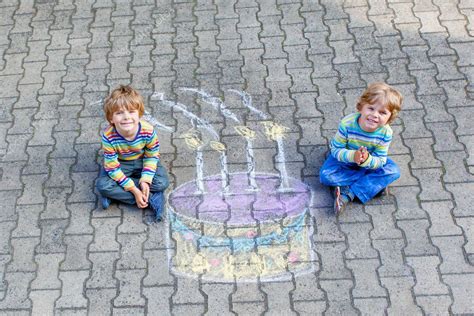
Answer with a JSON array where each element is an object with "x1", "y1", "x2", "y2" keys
[
  {"x1": 330, "y1": 113, "x2": 392, "y2": 169},
  {"x1": 102, "y1": 120, "x2": 160, "y2": 190}
]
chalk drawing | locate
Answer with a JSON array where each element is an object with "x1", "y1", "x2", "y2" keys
[
  {"x1": 261, "y1": 121, "x2": 291, "y2": 191},
  {"x1": 161, "y1": 99, "x2": 219, "y2": 139},
  {"x1": 228, "y1": 89, "x2": 268, "y2": 120},
  {"x1": 209, "y1": 140, "x2": 230, "y2": 193},
  {"x1": 143, "y1": 111, "x2": 174, "y2": 132},
  {"x1": 168, "y1": 172, "x2": 313, "y2": 281},
  {"x1": 234, "y1": 126, "x2": 258, "y2": 190},
  {"x1": 182, "y1": 88, "x2": 264, "y2": 192},
  {"x1": 181, "y1": 129, "x2": 205, "y2": 194},
  {"x1": 161, "y1": 98, "x2": 231, "y2": 192},
  {"x1": 181, "y1": 88, "x2": 240, "y2": 123}
]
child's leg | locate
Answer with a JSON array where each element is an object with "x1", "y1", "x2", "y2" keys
[
  {"x1": 148, "y1": 161, "x2": 169, "y2": 221},
  {"x1": 96, "y1": 160, "x2": 138, "y2": 205},
  {"x1": 149, "y1": 160, "x2": 170, "y2": 193},
  {"x1": 319, "y1": 155, "x2": 366, "y2": 187},
  {"x1": 350, "y1": 158, "x2": 400, "y2": 204}
]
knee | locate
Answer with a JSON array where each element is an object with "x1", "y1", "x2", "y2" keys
[
  {"x1": 319, "y1": 167, "x2": 333, "y2": 185},
  {"x1": 392, "y1": 165, "x2": 401, "y2": 181},
  {"x1": 96, "y1": 176, "x2": 114, "y2": 194},
  {"x1": 385, "y1": 161, "x2": 401, "y2": 180},
  {"x1": 151, "y1": 175, "x2": 169, "y2": 192},
  {"x1": 160, "y1": 176, "x2": 169, "y2": 190}
]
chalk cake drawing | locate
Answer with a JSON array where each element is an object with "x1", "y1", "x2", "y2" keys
[{"x1": 153, "y1": 89, "x2": 315, "y2": 282}]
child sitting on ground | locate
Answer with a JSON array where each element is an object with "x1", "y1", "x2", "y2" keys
[
  {"x1": 96, "y1": 85, "x2": 169, "y2": 222},
  {"x1": 320, "y1": 82, "x2": 402, "y2": 215}
]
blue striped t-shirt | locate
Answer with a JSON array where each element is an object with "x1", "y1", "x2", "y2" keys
[{"x1": 330, "y1": 113, "x2": 392, "y2": 169}]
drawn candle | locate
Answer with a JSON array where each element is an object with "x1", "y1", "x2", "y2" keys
[
  {"x1": 162, "y1": 97, "x2": 232, "y2": 193},
  {"x1": 143, "y1": 111, "x2": 174, "y2": 133},
  {"x1": 262, "y1": 121, "x2": 291, "y2": 191},
  {"x1": 234, "y1": 126, "x2": 258, "y2": 191},
  {"x1": 209, "y1": 141, "x2": 230, "y2": 193},
  {"x1": 182, "y1": 130, "x2": 205, "y2": 194}
]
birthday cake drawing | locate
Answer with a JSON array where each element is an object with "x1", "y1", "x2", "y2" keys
[
  {"x1": 168, "y1": 172, "x2": 313, "y2": 281},
  {"x1": 151, "y1": 89, "x2": 315, "y2": 281}
]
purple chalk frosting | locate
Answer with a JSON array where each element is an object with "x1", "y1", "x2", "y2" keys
[{"x1": 169, "y1": 173, "x2": 311, "y2": 225}]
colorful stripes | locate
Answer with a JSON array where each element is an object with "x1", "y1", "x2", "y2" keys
[
  {"x1": 330, "y1": 113, "x2": 392, "y2": 169},
  {"x1": 102, "y1": 120, "x2": 160, "y2": 190}
]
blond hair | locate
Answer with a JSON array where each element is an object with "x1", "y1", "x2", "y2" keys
[
  {"x1": 356, "y1": 82, "x2": 403, "y2": 124},
  {"x1": 104, "y1": 85, "x2": 144, "y2": 123}
]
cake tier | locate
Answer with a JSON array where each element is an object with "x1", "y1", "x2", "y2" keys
[{"x1": 169, "y1": 172, "x2": 311, "y2": 226}]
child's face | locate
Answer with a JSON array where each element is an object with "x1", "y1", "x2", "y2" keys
[
  {"x1": 110, "y1": 107, "x2": 140, "y2": 137},
  {"x1": 358, "y1": 100, "x2": 392, "y2": 132}
]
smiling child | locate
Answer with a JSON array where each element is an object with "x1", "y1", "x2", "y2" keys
[
  {"x1": 319, "y1": 82, "x2": 403, "y2": 215},
  {"x1": 96, "y1": 85, "x2": 169, "y2": 223}
]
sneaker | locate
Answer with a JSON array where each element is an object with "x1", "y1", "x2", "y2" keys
[
  {"x1": 149, "y1": 192, "x2": 164, "y2": 221},
  {"x1": 101, "y1": 196, "x2": 111, "y2": 209},
  {"x1": 375, "y1": 187, "x2": 389, "y2": 197},
  {"x1": 333, "y1": 186, "x2": 348, "y2": 216},
  {"x1": 145, "y1": 215, "x2": 161, "y2": 225},
  {"x1": 340, "y1": 186, "x2": 354, "y2": 201}
]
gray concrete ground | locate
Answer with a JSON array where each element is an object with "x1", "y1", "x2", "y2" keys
[{"x1": 0, "y1": 0, "x2": 474, "y2": 315}]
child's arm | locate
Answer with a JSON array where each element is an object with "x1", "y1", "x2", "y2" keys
[
  {"x1": 330, "y1": 122, "x2": 358, "y2": 163},
  {"x1": 139, "y1": 128, "x2": 160, "y2": 185},
  {"x1": 140, "y1": 182, "x2": 150, "y2": 202},
  {"x1": 102, "y1": 136, "x2": 136, "y2": 191}
]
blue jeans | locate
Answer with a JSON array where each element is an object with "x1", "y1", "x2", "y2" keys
[
  {"x1": 96, "y1": 159, "x2": 169, "y2": 205},
  {"x1": 319, "y1": 155, "x2": 400, "y2": 204}
]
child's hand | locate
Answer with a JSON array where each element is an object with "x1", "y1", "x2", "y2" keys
[
  {"x1": 354, "y1": 148, "x2": 362, "y2": 164},
  {"x1": 140, "y1": 182, "x2": 150, "y2": 202},
  {"x1": 355, "y1": 146, "x2": 369, "y2": 164},
  {"x1": 360, "y1": 146, "x2": 368, "y2": 163},
  {"x1": 131, "y1": 187, "x2": 148, "y2": 208}
]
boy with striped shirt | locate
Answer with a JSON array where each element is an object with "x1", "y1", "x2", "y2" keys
[
  {"x1": 96, "y1": 85, "x2": 169, "y2": 222},
  {"x1": 320, "y1": 83, "x2": 402, "y2": 215}
]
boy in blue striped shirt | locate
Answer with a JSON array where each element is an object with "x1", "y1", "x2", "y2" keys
[{"x1": 320, "y1": 83, "x2": 403, "y2": 215}]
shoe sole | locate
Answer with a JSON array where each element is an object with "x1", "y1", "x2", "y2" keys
[
  {"x1": 101, "y1": 197, "x2": 111, "y2": 210},
  {"x1": 375, "y1": 186, "x2": 390, "y2": 198},
  {"x1": 334, "y1": 186, "x2": 343, "y2": 216}
]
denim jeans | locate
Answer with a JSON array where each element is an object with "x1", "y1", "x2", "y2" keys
[
  {"x1": 96, "y1": 159, "x2": 169, "y2": 205},
  {"x1": 320, "y1": 155, "x2": 400, "y2": 204}
]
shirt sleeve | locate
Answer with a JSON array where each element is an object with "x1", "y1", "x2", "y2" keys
[
  {"x1": 102, "y1": 135, "x2": 136, "y2": 191},
  {"x1": 330, "y1": 121, "x2": 357, "y2": 164},
  {"x1": 140, "y1": 128, "x2": 160, "y2": 184},
  {"x1": 359, "y1": 133, "x2": 392, "y2": 169}
]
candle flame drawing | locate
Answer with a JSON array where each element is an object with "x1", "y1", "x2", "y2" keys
[
  {"x1": 234, "y1": 126, "x2": 256, "y2": 140},
  {"x1": 261, "y1": 121, "x2": 290, "y2": 141},
  {"x1": 182, "y1": 130, "x2": 204, "y2": 150},
  {"x1": 210, "y1": 141, "x2": 226, "y2": 152}
]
